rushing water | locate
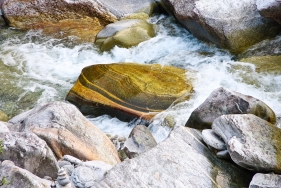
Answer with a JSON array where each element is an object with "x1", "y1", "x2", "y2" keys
[{"x1": 0, "y1": 15, "x2": 281, "y2": 142}]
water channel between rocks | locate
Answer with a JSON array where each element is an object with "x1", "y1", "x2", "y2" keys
[{"x1": 0, "y1": 15, "x2": 280, "y2": 142}]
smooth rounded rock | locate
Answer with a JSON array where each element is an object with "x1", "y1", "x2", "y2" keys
[
  {"x1": 57, "y1": 168, "x2": 71, "y2": 186},
  {"x1": 66, "y1": 63, "x2": 193, "y2": 121},
  {"x1": 202, "y1": 129, "x2": 226, "y2": 150}
]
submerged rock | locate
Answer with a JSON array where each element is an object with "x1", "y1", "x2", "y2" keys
[
  {"x1": 66, "y1": 63, "x2": 193, "y2": 121},
  {"x1": 2, "y1": 0, "x2": 158, "y2": 41},
  {"x1": 91, "y1": 126, "x2": 253, "y2": 187},
  {"x1": 249, "y1": 173, "x2": 281, "y2": 188},
  {"x1": 8, "y1": 101, "x2": 120, "y2": 166},
  {"x1": 0, "y1": 160, "x2": 52, "y2": 188},
  {"x1": 213, "y1": 114, "x2": 281, "y2": 173},
  {"x1": 95, "y1": 19, "x2": 157, "y2": 51},
  {"x1": 0, "y1": 132, "x2": 59, "y2": 179},
  {"x1": 257, "y1": 0, "x2": 281, "y2": 25},
  {"x1": 185, "y1": 87, "x2": 276, "y2": 129},
  {"x1": 160, "y1": 0, "x2": 281, "y2": 54},
  {"x1": 123, "y1": 125, "x2": 157, "y2": 159}
]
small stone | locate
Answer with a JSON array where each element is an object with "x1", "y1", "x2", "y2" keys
[
  {"x1": 57, "y1": 168, "x2": 71, "y2": 186},
  {"x1": 58, "y1": 160, "x2": 71, "y2": 168},
  {"x1": 62, "y1": 165, "x2": 74, "y2": 176},
  {"x1": 62, "y1": 155, "x2": 82, "y2": 166},
  {"x1": 202, "y1": 129, "x2": 226, "y2": 150},
  {"x1": 216, "y1": 150, "x2": 231, "y2": 160}
]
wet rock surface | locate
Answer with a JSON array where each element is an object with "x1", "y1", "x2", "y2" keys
[
  {"x1": 66, "y1": 63, "x2": 193, "y2": 121},
  {"x1": 213, "y1": 114, "x2": 281, "y2": 173},
  {"x1": 91, "y1": 126, "x2": 253, "y2": 187},
  {"x1": 186, "y1": 87, "x2": 276, "y2": 129},
  {"x1": 95, "y1": 19, "x2": 157, "y2": 51},
  {"x1": 123, "y1": 125, "x2": 157, "y2": 159},
  {"x1": 160, "y1": 0, "x2": 281, "y2": 54},
  {"x1": 257, "y1": 0, "x2": 281, "y2": 25}
]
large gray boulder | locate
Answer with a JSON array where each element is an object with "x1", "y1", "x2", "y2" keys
[
  {"x1": 257, "y1": 0, "x2": 281, "y2": 25},
  {"x1": 91, "y1": 126, "x2": 253, "y2": 187},
  {"x1": 0, "y1": 160, "x2": 52, "y2": 188},
  {"x1": 0, "y1": 132, "x2": 59, "y2": 179},
  {"x1": 185, "y1": 87, "x2": 276, "y2": 129},
  {"x1": 160, "y1": 0, "x2": 281, "y2": 54},
  {"x1": 212, "y1": 114, "x2": 281, "y2": 173},
  {"x1": 8, "y1": 101, "x2": 121, "y2": 166},
  {"x1": 123, "y1": 125, "x2": 157, "y2": 159},
  {"x1": 249, "y1": 173, "x2": 281, "y2": 188}
]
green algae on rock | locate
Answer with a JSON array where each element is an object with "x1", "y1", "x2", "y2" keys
[
  {"x1": 240, "y1": 56, "x2": 281, "y2": 74},
  {"x1": 95, "y1": 19, "x2": 157, "y2": 51},
  {"x1": 66, "y1": 63, "x2": 193, "y2": 121}
]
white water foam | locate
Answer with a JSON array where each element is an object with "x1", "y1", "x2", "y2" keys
[{"x1": 0, "y1": 15, "x2": 280, "y2": 142}]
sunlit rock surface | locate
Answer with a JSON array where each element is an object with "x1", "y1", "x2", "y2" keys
[
  {"x1": 0, "y1": 132, "x2": 59, "y2": 179},
  {"x1": 2, "y1": 0, "x2": 158, "y2": 41},
  {"x1": 0, "y1": 160, "x2": 52, "y2": 188},
  {"x1": 91, "y1": 126, "x2": 253, "y2": 187},
  {"x1": 186, "y1": 87, "x2": 276, "y2": 129},
  {"x1": 95, "y1": 19, "x2": 157, "y2": 51},
  {"x1": 160, "y1": 0, "x2": 281, "y2": 54},
  {"x1": 249, "y1": 173, "x2": 281, "y2": 188},
  {"x1": 66, "y1": 63, "x2": 193, "y2": 121},
  {"x1": 257, "y1": 0, "x2": 281, "y2": 25},
  {"x1": 213, "y1": 114, "x2": 281, "y2": 173},
  {"x1": 8, "y1": 101, "x2": 120, "y2": 165},
  {"x1": 0, "y1": 110, "x2": 8, "y2": 121}
]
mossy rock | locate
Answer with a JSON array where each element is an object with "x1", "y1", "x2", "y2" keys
[
  {"x1": 66, "y1": 63, "x2": 193, "y2": 121},
  {"x1": 239, "y1": 55, "x2": 281, "y2": 74},
  {"x1": 95, "y1": 19, "x2": 157, "y2": 51},
  {"x1": 0, "y1": 110, "x2": 8, "y2": 122}
]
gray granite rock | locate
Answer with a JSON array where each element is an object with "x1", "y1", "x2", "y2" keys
[
  {"x1": 213, "y1": 114, "x2": 281, "y2": 173},
  {"x1": 91, "y1": 126, "x2": 253, "y2": 187},
  {"x1": 160, "y1": 0, "x2": 281, "y2": 54},
  {"x1": 257, "y1": 0, "x2": 281, "y2": 25},
  {"x1": 62, "y1": 155, "x2": 82, "y2": 166},
  {"x1": 71, "y1": 161, "x2": 112, "y2": 188},
  {"x1": 186, "y1": 87, "x2": 276, "y2": 129},
  {"x1": 249, "y1": 173, "x2": 281, "y2": 188},
  {"x1": 0, "y1": 160, "x2": 52, "y2": 188},
  {"x1": 123, "y1": 124, "x2": 157, "y2": 159},
  {"x1": 0, "y1": 122, "x2": 10, "y2": 132},
  {"x1": 56, "y1": 168, "x2": 75, "y2": 188},
  {"x1": 202, "y1": 129, "x2": 226, "y2": 150},
  {"x1": 8, "y1": 101, "x2": 120, "y2": 165},
  {"x1": 58, "y1": 160, "x2": 72, "y2": 168},
  {"x1": 0, "y1": 132, "x2": 59, "y2": 179}
]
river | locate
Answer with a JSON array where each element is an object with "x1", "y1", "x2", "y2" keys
[{"x1": 0, "y1": 15, "x2": 280, "y2": 142}]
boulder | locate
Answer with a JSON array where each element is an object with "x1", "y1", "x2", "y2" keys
[
  {"x1": 249, "y1": 173, "x2": 281, "y2": 188},
  {"x1": 66, "y1": 63, "x2": 193, "y2": 121},
  {"x1": 0, "y1": 132, "x2": 59, "y2": 179},
  {"x1": 8, "y1": 101, "x2": 120, "y2": 166},
  {"x1": 212, "y1": 114, "x2": 281, "y2": 173},
  {"x1": 185, "y1": 87, "x2": 276, "y2": 129},
  {"x1": 257, "y1": 0, "x2": 281, "y2": 25},
  {"x1": 160, "y1": 0, "x2": 281, "y2": 54},
  {"x1": 2, "y1": 0, "x2": 158, "y2": 41},
  {"x1": 91, "y1": 126, "x2": 253, "y2": 187},
  {"x1": 0, "y1": 160, "x2": 52, "y2": 188},
  {"x1": 95, "y1": 19, "x2": 157, "y2": 51},
  {"x1": 123, "y1": 125, "x2": 157, "y2": 159},
  {"x1": 202, "y1": 129, "x2": 226, "y2": 150}
]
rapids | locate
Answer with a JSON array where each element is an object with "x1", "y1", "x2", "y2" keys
[{"x1": 0, "y1": 15, "x2": 280, "y2": 142}]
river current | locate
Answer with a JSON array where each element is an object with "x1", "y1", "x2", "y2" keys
[{"x1": 0, "y1": 15, "x2": 280, "y2": 142}]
